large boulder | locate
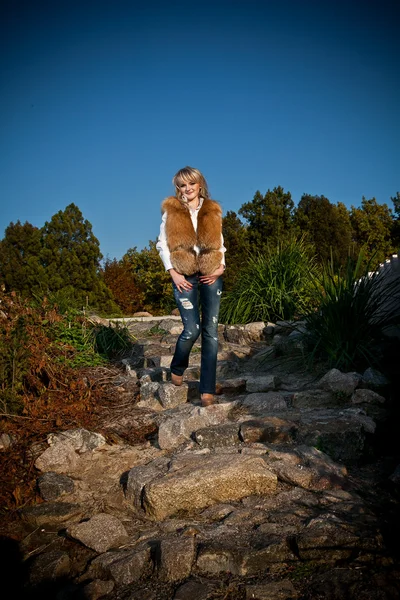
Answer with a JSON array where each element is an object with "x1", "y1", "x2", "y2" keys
[{"x1": 142, "y1": 453, "x2": 277, "y2": 520}]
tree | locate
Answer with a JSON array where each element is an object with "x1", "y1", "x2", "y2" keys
[
  {"x1": 222, "y1": 211, "x2": 250, "y2": 290},
  {"x1": 123, "y1": 241, "x2": 174, "y2": 315},
  {"x1": 0, "y1": 221, "x2": 47, "y2": 296},
  {"x1": 102, "y1": 256, "x2": 144, "y2": 314},
  {"x1": 390, "y1": 192, "x2": 400, "y2": 251},
  {"x1": 40, "y1": 203, "x2": 115, "y2": 310},
  {"x1": 350, "y1": 197, "x2": 394, "y2": 268},
  {"x1": 293, "y1": 195, "x2": 353, "y2": 266},
  {"x1": 238, "y1": 186, "x2": 294, "y2": 248}
]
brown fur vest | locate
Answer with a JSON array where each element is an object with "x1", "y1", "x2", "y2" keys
[{"x1": 162, "y1": 196, "x2": 223, "y2": 275}]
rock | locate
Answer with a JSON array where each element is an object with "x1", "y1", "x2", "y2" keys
[
  {"x1": 351, "y1": 389, "x2": 386, "y2": 405},
  {"x1": 297, "y1": 411, "x2": 375, "y2": 462},
  {"x1": 245, "y1": 375, "x2": 281, "y2": 393},
  {"x1": 215, "y1": 378, "x2": 246, "y2": 395},
  {"x1": 20, "y1": 502, "x2": 84, "y2": 527},
  {"x1": 318, "y1": 369, "x2": 360, "y2": 396},
  {"x1": 243, "y1": 322, "x2": 267, "y2": 341},
  {"x1": 0, "y1": 432, "x2": 16, "y2": 450},
  {"x1": 196, "y1": 537, "x2": 297, "y2": 576},
  {"x1": 239, "y1": 392, "x2": 288, "y2": 416},
  {"x1": 292, "y1": 390, "x2": 341, "y2": 409},
  {"x1": 29, "y1": 550, "x2": 70, "y2": 585},
  {"x1": 121, "y1": 358, "x2": 139, "y2": 378},
  {"x1": 240, "y1": 417, "x2": 297, "y2": 444},
  {"x1": 159, "y1": 318, "x2": 182, "y2": 332},
  {"x1": 143, "y1": 454, "x2": 277, "y2": 520},
  {"x1": 67, "y1": 513, "x2": 129, "y2": 553},
  {"x1": 170, "y1": 324, "x2": 184, "y2": 335},
  {"x1": 157, "y1": 403, "x2": 236, "y2": 450},
  {"x1": 158, "y1": 382, "x2": 189, "y2": 409},
  {"x1": 223, "y1": 321, "x2": 267, "y2": 344},
  {"x1": 194, "y1": 422, "x2": 240, "y2": 448},
  {"x1": 362, "y1": 368, "x2": 389, "y2": 390},
  {"x1": 48, "y1": 428, "x2": 106, "y2": 453},
  {"x1": 351, "y1": 388, "x2": 388, "y2": 421},
  {"x1": 35, "y1": 440, "x2": 79, "y2": 473},
  {"x1": 245, "y1": 580, "x2": 299, "y2": 599},
  {"x1": 216, "y1": 360, "x2": 240, "y2": 377},
  {"x1": 174, "y1": 580, "x2": 215, "y2": 600},
  {"x1": 89, "y1": 544, "x2": 153, "y2": 585},
  {"x1": 264, "y1": 446, "x2": 347, "y2": 491},
  {"x1": 126, "y1": 457, "x2": 171, "y2": 510},
  {"x1": 137, "y1": 381, "x2": 163, "y2": 410},
  {"x1": 37, "y1": 472, "x2": 75, "y2": 501},
  {"x1": 159, "y1": 536, "x2": 196, "y2": 581},
  {"x1": 200, "y1": 503, "x2": 235, "y2": 521},
  {"x1": 81, "y1": 579, "x2": 115, "y2": 600},
  {"x1": 296, "y1": 513, "x2": 378, "y2": 562},
  {"x1": 133, "y1": 311, "x2": 153, "y2": 317}
]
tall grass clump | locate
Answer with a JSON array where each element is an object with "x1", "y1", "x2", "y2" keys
[
  {"x1": 220, "y1": 236, "x2": 320, "y2": 324},
  {"x1": 302, "y1": 252, "x2": 400, "y2": 371}
]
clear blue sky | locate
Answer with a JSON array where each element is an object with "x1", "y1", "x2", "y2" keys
[{"x1": 1, "y1": 0, "x2": 399, "y2": 261}]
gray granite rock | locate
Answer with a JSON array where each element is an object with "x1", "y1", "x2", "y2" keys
[
  {"x1": 20, "y1": 502, "x2": 84, "y2": 527},
  {"x1": 318, "y1": 369, "x2": 360, "y2": 396},
  {"x1": 67, "y1": 513, "x2": 129, "y2": 553},
  {"x1": 362, "y1": 367, "x2": 389, "y2": 389},
  {"x1": 174, "y1": 580, "x2": 215, "y2": 600},
  {"x1": 245, "y1": 375, "x2": 281, "y2": 393},
  {"x1": 37, "y1": 472, "x2": 75, "y2": 501},
  {"x1": 245, "y1": 580, "x2": 299, "y2": 599},
  {"x1": 126, "y1": 456, "x2": 171, "y2": 510},
  {"x1": 48, "y1": 428, "x2": 106, "y2": 453},
  {"x1": 35, "y1": 440, "x2": 79, "y2": 473},
  {"x1": 89, "y1": 544, "x2": 153, "y2": 585},
  {"x1": 292, "y1": 389, "x2": 340, "y2": 409},
  {"x1": 29, "y1": 550, "x2": 70, "y2": 585},
  {"x1": 81, "y1": 579, "x2": 115, "y2": 600},
  {"x1": 158, "y1": 536, "x2": 196, "y2": 581},
  {"x1": 194, "y1": 422, "x2": 241, "y2": 448},
  {"x1": 158, "y1": 382, "x2": 189, "y2": 409},
  {"x1": 143, "y1": 453, "x2": 277, "y2": 520},
  {"x1": 240, "y1": 417, "x2": 297, "y2": 444},
  {"x1": 239, "y1": 392, "x2": 288, "y2": 416},
  {"x1": 157, "y1": 403, "x2": 236, "y2": 450}
]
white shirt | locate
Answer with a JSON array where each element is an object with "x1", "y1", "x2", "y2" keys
[{"x1": 156, "y1": 197, "x2": 226, "y2": 271}]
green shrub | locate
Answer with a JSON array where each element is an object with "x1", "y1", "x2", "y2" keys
[
  {"x1": 220, "y1": 236, "x2": 319, "y2": 324},
  {"x1": 92, "y1": 323, "x2": 135, "y2": 359},
  {"x1": 302, "y1": 252, "x2": 400, "y2": 371}
]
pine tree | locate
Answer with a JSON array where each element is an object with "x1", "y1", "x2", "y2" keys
[
  {"x1": 40, "y1": 203, "x2": 114, "y2": 310},
  {"x1": 293, "y1": 195, "x2": 353, "y2": 266},
  {"x1": 222, "y1": 211, "x2": 250, "y2": 290},
  {"x1": 350, "y1": 197, "x2": 394, "y2": 268},
  {"x1": 239, "y1": 186, "x2": 294, "y2": 248},
  {"x1": 0, "y1": 221, "x2": 46, "y2": 296}
]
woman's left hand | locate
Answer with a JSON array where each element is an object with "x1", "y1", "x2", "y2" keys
[{"x1": 199, "y1": 264, "x2": 225, "y2": 285}]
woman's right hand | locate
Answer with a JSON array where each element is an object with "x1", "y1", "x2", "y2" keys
[{"x1": 169, "y1": 269, "x2": 193, "y2": 293}]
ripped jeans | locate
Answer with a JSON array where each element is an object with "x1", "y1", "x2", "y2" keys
[{"x1": 171, "y1": 273, "x2": 223, "y2": 395}]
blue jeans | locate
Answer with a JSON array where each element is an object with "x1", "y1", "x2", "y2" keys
[{"x1": 171, "y1": 274, "x2": 223, "y2": 394}]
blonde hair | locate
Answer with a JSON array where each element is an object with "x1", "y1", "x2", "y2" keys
[{"x1": 172, "y1": 166, "x2": 210, "y2": 201}]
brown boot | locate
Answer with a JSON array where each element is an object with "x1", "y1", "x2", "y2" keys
[
  {"x1": 201, "y1": 393, "x2": 216, "y2": 407},
  {"x1": 171, "y1": 373, "x2": 183, "y2": 386}
]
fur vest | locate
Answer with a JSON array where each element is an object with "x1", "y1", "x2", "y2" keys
[{"x1": 162, "y1": 196, "x2": 223, "y2": 275}]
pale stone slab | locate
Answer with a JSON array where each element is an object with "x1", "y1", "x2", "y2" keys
[{"x1": 143, "y1": 454, "x2": 277, "y2": 520}]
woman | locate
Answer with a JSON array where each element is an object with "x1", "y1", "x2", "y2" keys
[{"x1": 156, "y1": 166, "x2": 226, "y2": 406}]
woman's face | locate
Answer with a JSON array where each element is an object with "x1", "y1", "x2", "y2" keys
[{"x1": 178, "y1": 179, "x2": 201, "y2": 203}]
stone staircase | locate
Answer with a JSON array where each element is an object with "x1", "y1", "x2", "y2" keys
[{"x1": 19, "y1": 318, "x2": 400, "y2": 600}]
